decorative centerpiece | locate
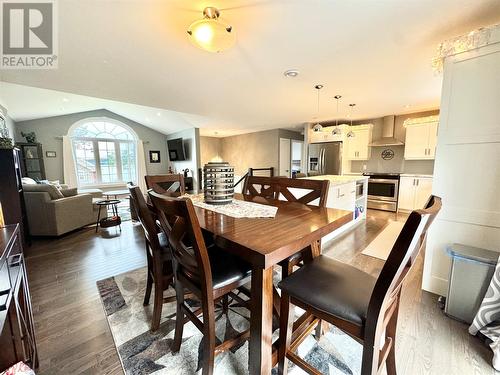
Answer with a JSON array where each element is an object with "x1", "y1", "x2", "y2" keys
[
  {"x1": 203, "y1": 162, "x2": 234, "y2": 205},
  {"x1": 21, "y1": 131, "x2": 37, "y2": 143}
]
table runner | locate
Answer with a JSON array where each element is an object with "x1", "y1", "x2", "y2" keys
[
  {"x1": 186, "y1": 194, "x2": 278, "y2": 218},
  {"x1": 469, "y1": 259, "x2": 500, "y2": 370}
]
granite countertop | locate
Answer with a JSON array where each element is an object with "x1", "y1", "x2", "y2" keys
[
  {"x1": 301, "y1": 174, "x2": 368, "y2": 186},
  {"x1": 400, "y1": 173, "x2": 433, "y2": 178}
]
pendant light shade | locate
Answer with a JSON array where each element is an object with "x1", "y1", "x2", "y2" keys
[
  {"x1": 346, "y1": 103, "x2": 356, "y2": 138},
  {"x1": 312, "y1": 85, "x2": 324, "y2": 132},
  {"x1": 332, "y1": 95, "x2": 342, "y2": 135},
  {"x1": 187, "y1": 7, "x2": 235, "y2": 53}
]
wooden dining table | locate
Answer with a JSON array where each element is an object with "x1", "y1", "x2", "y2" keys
[{"x1": 192, "y1": 193, "x2": 353, "y2": 374}]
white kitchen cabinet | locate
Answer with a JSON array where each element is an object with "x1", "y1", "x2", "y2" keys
[
  {"x1": 328, "y1": 182, "x2": 356, "y2": 211},
  {"x1": 309, "y1": 130, "x2": 332, "y2": 143},
  {"x1": 398, "y1": 176, "x2": 433, "y2": 211},
  {"x1": 414, "y1": 177, "x2": 433, "y2": 208},
  {"x1": 398, "y1": 177, "x2": 416, "y2": 211},
  {"x1": 346, "y1": 125, "x2": 372, "y2": 160},
  {"x1": 404, "y1": 119, "x2": 439, "y2": 160}
]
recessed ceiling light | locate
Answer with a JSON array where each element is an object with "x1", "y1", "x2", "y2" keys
[
  {"x1": 284, "y1": 69, "x2": 299, "y2": 78},
  {"x1": 145, "y1": 117, "x2": 150, "y2": 122},
  {"x1": 62, "y1": 98, "x2": 69, "y2": 102},
  {"x1": 156, "y1": 112, "x2": 162, "y2": 117},
  {"x1": 404, "y1": 104, "x2": 411, "y2": 108}
]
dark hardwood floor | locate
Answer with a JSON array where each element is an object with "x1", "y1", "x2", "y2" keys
[{"x1": 24, "y1": 210, "x2": 495, "y2": 374}]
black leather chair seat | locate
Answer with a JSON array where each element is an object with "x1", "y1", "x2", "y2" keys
[
  {"x1": 158, "y1": 232, "x2": 172, "y2": 260},
  {"x1": 208, "y1": 246, "x2": 252, "y2": 289},
  {"x1": 278, "y1": 255, "x2": 376, "y2": 326}
]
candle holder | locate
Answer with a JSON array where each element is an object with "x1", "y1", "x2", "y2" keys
[{"x1": 203, "y1": 162, "x2": 234, "y2": 205}]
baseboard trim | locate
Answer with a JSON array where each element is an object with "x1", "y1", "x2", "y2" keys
[{"x1": 422, "y1": 275, "x2": 448, "y2": 296}]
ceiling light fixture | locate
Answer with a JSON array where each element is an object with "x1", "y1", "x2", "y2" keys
[
  {"x1": 187, "y1": 7, "x2": 235, "y2": 53},
  {"x1": 346, "y1": 104, "x2": 356, "y2": 138},
  {"x1": 332, "y1": 95, "x2": 342, "y2": 135},
  {"x1": 312, "y1": 84, "x2": 324, "y2": 132},
  {"x1": 284, "y1": 69, "x2": 299, "y2": 78}
]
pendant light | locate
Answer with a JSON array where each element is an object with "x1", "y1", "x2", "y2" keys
[
  {"x1": 332, "y1": 95, "x2": 342, "y2": 135},
  {"x1": 346, "y1": 103, "x2": 356, "y2": 138},
  {"x1": 312, "y1": 85, "x2": 324, "y2": 132},
  {"x1": 187, "y1": 7, "x2": 235, "y2": 53}
]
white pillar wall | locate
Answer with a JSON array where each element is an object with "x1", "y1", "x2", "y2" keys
[{"x1": 423, "y1": 27, "x2": 500, "y2": 295}]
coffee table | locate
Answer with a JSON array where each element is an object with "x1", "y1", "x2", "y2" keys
[{"x1": 103, "y1": 189, "x2": 130, "y2": 199}]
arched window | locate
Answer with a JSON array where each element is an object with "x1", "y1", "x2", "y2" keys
[{"x1": 70, "y1": 118, "x2": 137, "y2": 186}]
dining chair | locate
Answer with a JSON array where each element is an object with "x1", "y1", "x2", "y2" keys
[
  {"x1": 248, "y1": 167, "x2": 274, "y2": 177},
  {"x1": 145, "y1": 174, "x2": 185, "y2": 195},
  {"x1": 148, "y1": 191, "x2": 252, "y2": 375},
  {"x1": 128, "y1": 184, "x2": 176, "y2": 331},
  {"x1": 242, "y1": 175, "x2": 277, "y2": 199},
  {"x1": 277, "y1": 195, "x2": 442, "y2": 375}
]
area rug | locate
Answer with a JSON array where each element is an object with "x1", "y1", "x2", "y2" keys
[
  {"x1": 97, "y1": 268, "x2": 363, "y2": 374},
  {"x1": 361, "y1": 221, "x2": 405, "y2": 260}
]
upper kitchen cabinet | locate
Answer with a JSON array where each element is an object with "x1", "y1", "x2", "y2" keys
[
  {"x1": 346, "y1": 124, "x2": 373, "y2": 160},
  {"x1": 308, "y1": 124, "x2": 346, "y2": 144},
  {"x1": 403, "y1": 116, "x2": 439, "y2": 160}
]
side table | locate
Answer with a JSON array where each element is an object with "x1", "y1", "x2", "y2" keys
[{"x1": 95, "y1": 199, "x2": 121, "y2": 232}]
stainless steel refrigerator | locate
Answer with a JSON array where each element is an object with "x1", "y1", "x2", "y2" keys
[{"x1": 307, "y1": 142, "x2": 342, "y2": 176}]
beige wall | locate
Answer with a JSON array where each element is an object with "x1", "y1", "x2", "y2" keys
[
  {"x1": 220, "y1": 129, "x2": 280, "y2": 175},
  {"x1": 200, "y1": 136, "x2": 222, "y2": 166}
]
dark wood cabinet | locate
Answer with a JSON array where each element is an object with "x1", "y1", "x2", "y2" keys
[
  {"x1": 16, "y1": 143, "x2": 46, "y2": 181},
  {"x1": 0, "y1": 224, "x2": 38, "y2": 371},
  {"x1": 0, "y1": 148, "x2": 29, "y2": 244}
]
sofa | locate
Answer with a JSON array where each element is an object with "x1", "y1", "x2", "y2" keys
[{"x1": 22, "y1": 179, "x2": 102, "y2": 236}]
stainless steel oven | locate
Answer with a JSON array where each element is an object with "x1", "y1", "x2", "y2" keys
[{"x1": 364, "y1": 173, "x2": 400, "y2": 212}]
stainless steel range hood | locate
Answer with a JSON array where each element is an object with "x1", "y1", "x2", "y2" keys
[{"x1": 369, "y1": 115, "x2": 404, "y2": 146}]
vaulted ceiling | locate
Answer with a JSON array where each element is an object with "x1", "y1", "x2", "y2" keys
[{"x1": 1, "y1": 0, "x2": 499, "y2": 136}]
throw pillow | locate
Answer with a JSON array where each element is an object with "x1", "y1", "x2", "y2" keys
[
  {"x1": 61, "y1": 188, "x2": 78, "y2": 197},
  {"x1": 23, "y1": 184, "x2": 64, "y2": 200},
  {"x1": 21, "y1": 177, "x2": 37, "y2": 185}
]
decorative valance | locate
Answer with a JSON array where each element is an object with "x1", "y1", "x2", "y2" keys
[{"x1": 432, "y1": 24, "x2": 499, "y2": 73}]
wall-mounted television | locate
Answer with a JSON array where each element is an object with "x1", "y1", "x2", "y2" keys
[{"x1": 167, "y1": 138, "x2": 186, "y2": 161}]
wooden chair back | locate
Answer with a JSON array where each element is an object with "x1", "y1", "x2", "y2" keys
[
  {"x1": 242, "y1": 175, "x2": 277, "y2": 199},
  {"x1": 145, "y1": 174, "x2": 185, "y2": 195},
  {"x1": 148, "y1": 191, "x2": 213, "y2": 294},
  {"x1": 128, "y1": 185, "x2": 161, "y2": 252},
  {"x1": 248, "y1": 167, "x2": 274, "y2": 177},
  {"x1": 363, "y1": 195, "x2": 442, "y2": 370},
  {"x1": 274, "y1": 177, "x2": 329, "y2": 207}
]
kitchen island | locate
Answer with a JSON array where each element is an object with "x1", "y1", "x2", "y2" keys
[{"x1": 299, "y1": 174, "x2": 369, "y2": 243}]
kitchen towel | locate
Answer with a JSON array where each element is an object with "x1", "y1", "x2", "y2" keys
[{"x1": 469, "y1": 257, "x2": 500, "y2": 371}]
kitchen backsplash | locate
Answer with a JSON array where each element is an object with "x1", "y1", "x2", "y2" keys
[{"x1": 350, "y1": 145, "x2": 434, "y2": 175}]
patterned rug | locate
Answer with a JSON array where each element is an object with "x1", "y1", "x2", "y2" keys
[{"x1": 97, "y1": 268, "x2": 363, "y2": 374}]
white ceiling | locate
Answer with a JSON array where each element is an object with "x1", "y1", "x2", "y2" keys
[
  {"x1": 1, "y1": 0, "x2": 499, "y2": 136},
  {"x1": 0, "y1": 81, "x2": 265, "y2": 137}
]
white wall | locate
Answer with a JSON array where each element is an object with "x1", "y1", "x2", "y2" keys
[{"x1": 423, "y1": 34, "x2": 500, "y2": 295}]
